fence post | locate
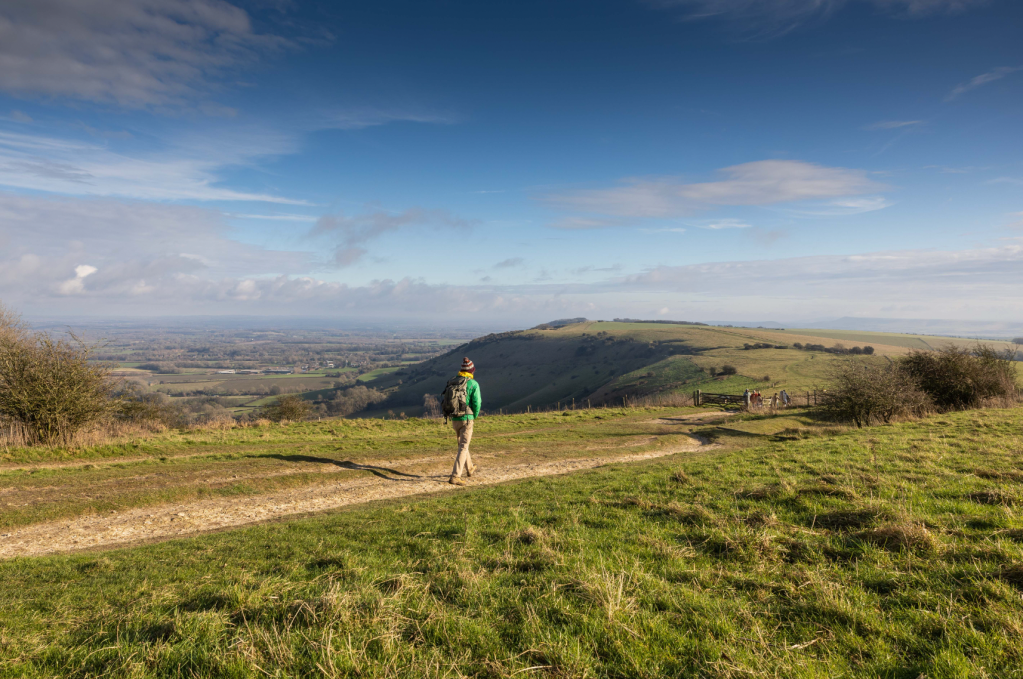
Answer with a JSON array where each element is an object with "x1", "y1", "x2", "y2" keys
[{"x1": 697, "y1": 390, "x2": 702, "y2": 406}]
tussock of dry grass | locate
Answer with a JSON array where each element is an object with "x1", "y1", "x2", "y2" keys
[
  {"x1": 814, "y1": 507, "x2": 890, "y2": 530},
  {"x1": 857, "y1": 523, "x2": 935, "y2": 552},
  {"x1": 968, "y1": 489, "x2": 1018, "y2": 506}
]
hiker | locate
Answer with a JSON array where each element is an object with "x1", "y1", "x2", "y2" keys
[
  {"x1": 771, "y1": 393, "x2": 779, "y2": 408},
  {"x1": 441, "y1": 357, "x2": 482, "y2": 486},
  {"x1": 743, "y1": 388, "x2": 751, "y2": 409},
  {"x1": 781, "y1": 390, "x2": 790, "y2": 406}
]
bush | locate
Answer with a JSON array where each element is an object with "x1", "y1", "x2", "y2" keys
[
  {"x1": 901, "y1": 344, "x2": 1017, "y2": 410},
  {"x1": 0, "y1": 328, "x2": 116, "y2": 445},
  {"x1": 820, "y1": 363, "x2": 929, "y2": 428},
  {"x1": 114, "y1": 383, "x2": 170, "y2": 423},
  {"x1": 262, "y1": 394, "x2": 311, "y2": 423},
  {"x1": 720, "y1": 365, "x2": 737, "y2": 375}
]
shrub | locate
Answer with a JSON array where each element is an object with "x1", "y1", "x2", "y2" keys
[
  {"x1": 720, "y1": 365, "x2": 737, "y2": 375},
  {"x1": 708, "y1": 367, "x2": 718, "y2": 377},
  {"x1": 262, "y1": 394, "x2": 311, "y2": 422},
  {"x1": 820, "y1": 363, "x2": 929, "y2": 428},
  {"x1": 0, "y1": 328, "x2": 117, "y2": 445},
  {"x1": 901, "y1": 344, "x2": 1017, "y2": 410}
]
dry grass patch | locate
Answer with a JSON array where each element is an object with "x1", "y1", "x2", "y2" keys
[
  {"x1": 858, "y1": 523, "x2": 935, "y2": 552},
  {"x1": 814, "y1": 507, "x2": 891, "y2": 531},
  {"x1": 968, "y1": 489, "x2": 1018, "y2": 506}
]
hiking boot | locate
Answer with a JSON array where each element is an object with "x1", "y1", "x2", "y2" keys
[
  {"x1": 448, "y1": 475, "x2": 466, "y2": 486},
  {"x1": 466, "y1": 463, "x2": 477, "y2": 478}
]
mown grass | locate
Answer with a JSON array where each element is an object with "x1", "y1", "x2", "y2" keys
[{"x1": 3, "y1": 407, "x2": 1023, "y2": 676}]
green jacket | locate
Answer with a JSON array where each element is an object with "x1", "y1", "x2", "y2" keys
[{"x1": 451, "y1": 373, "x2": 482, "y2": 421}]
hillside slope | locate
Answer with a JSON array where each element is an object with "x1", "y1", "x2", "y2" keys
[{"x1": 365, "y1": 321, "x2": 898, "y2": 415}]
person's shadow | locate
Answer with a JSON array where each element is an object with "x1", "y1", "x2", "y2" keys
[{"x1": 260, "y1": 454, "x2": 423, "y2": 481}]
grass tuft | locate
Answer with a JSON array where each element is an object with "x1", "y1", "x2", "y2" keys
[{"x1": 858, "y1": 523, "x2": 936, "y2": 552}]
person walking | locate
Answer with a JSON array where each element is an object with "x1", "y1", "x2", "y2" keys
[
  {"x1": 441, "y1": 357, "x2": 482, "y2": 486},
  {"x1": 743, "y1": 388, "x2": 751, "y2": 409}
]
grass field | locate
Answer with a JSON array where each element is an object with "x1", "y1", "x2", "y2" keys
[
  {"x1": 776, "y1": 328, "x2": 1021, "y2": 354},
  {"x1": 3, "y1": 406, "x2": 1023, "y2": 676}
]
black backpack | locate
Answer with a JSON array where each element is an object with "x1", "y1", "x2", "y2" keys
[{"x1": 441, "y1": 375, "x2": 469, "y2": 418}]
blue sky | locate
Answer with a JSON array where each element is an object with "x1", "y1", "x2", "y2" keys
[{"x1": 0, "y1": 0, "x2": 1021, "y2": 324}]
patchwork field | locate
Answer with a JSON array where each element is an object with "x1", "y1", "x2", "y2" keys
[{"x1": 3, "y1": 406, "x2": 1023, "y2": 676}]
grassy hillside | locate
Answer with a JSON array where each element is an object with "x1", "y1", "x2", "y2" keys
[
  {"x1": 366, "y1": 321, "x2": 894, "y2": 415},
  {"x1": 775, "y1": 328, "x2": 1020, "y2": 353},
  {"x1": 4, "y1": 407, "x2": 1023, "y2": 676}
]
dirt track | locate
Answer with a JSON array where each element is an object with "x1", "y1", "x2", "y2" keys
[{"x1": 0, "y1": 435, "x2": 711, "y2": 559}]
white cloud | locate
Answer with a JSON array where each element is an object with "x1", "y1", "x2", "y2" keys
[
  {"x1": 313, "y1": 208, "x2": 478, "y2": 267},
  {"x1": 547, "y1": 160, "x2": 884, "y2": 219},
  {"x1": 0, "y1": 192, "x2": 315, "y2": 299},
  {"x1": 623, "y1": 242, "x2": 1023, "y2": 316},
  {"x1": 946, "y1": 66, "x2": 1023, "y2": 101},
  {"x1": 694, "y1": 218, "x2": 750, "y2": 230},
  {"x1": 865, "y1": 120, "x2": 924, "y2": 130},
  {"x1": 0, "y1": 0, "x2": 288, "y2": 108},
  {"x1": 780, "y1": 195, "x2": 893, "y2": 217},
  {"x1": 57, "y1": 264, "x2": 97, "y2": 295}
]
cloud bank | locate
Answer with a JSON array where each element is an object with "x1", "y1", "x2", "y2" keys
[{"x1": 547, "y1": 160, "x2": 884, "y2": 221}]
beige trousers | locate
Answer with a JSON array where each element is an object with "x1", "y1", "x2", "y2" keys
[{"x1": 450, "y1": 419, "x2": 474, "y2": 478}]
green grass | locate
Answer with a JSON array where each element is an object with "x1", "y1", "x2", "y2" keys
[
  {"x1": 4, "y1": 408, "x2": 1023, "y2": 676},
  {"x1": 0, "y1": 409, "x2": 686, "y2": 529},
  {"x1": 776, "y1": 328, "x2": 1020, "y2": 354},
  {"x1": 357, "y1": 366, "x2": 403, "y2": 382}
]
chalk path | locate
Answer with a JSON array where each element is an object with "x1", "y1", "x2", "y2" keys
[{"x1": 0, "y1": 435, "x2": 712, "y2": 558}]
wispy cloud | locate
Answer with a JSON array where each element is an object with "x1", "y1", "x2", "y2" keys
[
  {"x1": 322, "y1": 108, "x2": 459, "y2": 131},
  {"x1": 548, "y1": 216, "x2": 628, "y2": 230},
  {"x1": 546, "y1": 160, "x2": 885, "y2": 220},
  {"x1": 0, "y1": 0, "x2": 290, "y2": 109},
  {"x1": 0, "y1": 128, "x2": 308, "y2": 203},
  {"x1": 946, "y1": 66, "x2": 1022, "y2": 101},
  {"x1": 647, "y1": 0, "x2": 989, "y2": 38},
  {"x1": 865, "y1": 120, "x2": 924, "y2": 130},
  {"x1": 691, "y1": 218, "x2": 750, "y2": 230},
  {"x1": 494, "y1": 257, "x2": 525, "y2": 269},
  {"x1": 313, "y1": 208, "x2": 478, "y2": 267},
  {"x1": 780, "y1": 196, "x2": 893, "y2": 217}
]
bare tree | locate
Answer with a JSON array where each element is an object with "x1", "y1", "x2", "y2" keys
[{"x1": 423, "y1": 393, "x2": 442, "y2": 418}]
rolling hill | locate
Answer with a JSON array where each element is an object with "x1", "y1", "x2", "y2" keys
[{"x1": 362, "y1": 320, "x2": 908, "y2": 415}]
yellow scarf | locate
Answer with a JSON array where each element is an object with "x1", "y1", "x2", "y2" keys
[{"x1": 458, "y1": 371, "x2": 475, "y2": 379}]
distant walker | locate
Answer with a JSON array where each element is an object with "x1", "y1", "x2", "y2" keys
[{"x1": 442, "y1": 357, "x2": 483, "y2": 486}]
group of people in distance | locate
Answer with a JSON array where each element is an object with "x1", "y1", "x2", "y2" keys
[{"x1": 743, "y1": 388, "x2": 790, "y2": 410}]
